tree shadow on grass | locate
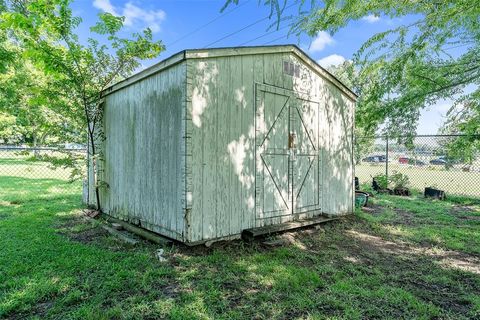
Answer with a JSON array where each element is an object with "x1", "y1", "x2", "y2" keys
[
  {"x1": 163, "y1": 217, "x2": 480, "y2": 319},
  {"x1": 368, "y1": 194, "x2": 480, "y2": 255},
  {"x1": 2, "y1": 179, "x2": 480, "y2": 319}
]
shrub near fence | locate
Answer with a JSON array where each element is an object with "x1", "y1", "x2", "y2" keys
[
  {"x1": 355, "y1": 135, "x2": 480, "y2": 198},
  {"x1": 0, "y1": 146, "x2": 86, "y2": 197}
]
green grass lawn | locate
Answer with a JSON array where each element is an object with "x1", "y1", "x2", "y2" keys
[
  {"x1": 1, "y1": 174, "x2": 480, "y2": 319},
  {"x1": 0, "y1": 153, "x2": 80, "y2": 180}
]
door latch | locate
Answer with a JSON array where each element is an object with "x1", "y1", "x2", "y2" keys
[{"x1": 288, "y1": 133, "x2": 296, "y2": 149}]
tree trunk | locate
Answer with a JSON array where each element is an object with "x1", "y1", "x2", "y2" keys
[
  {"x1": 88, "y1": 123, "x2": 101, "y2": 211},
  {"x1": 33, "y1": 134, "x2": 40, "y2": 158},
  {"x1": 39, "y1": 132, "x2": 48, "y2": 147}
]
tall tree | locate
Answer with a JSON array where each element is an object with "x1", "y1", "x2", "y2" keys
[
  {"x1": 0, "y1": 57, "x2": 80, "y2": 147},
  {"x1": 1, "y1": 0, "x2": 164, "y2": 209},
  {"x1": 440, "y1": 98, "x2": 480, "y2": 165},
  {"x1": 0, "y1": 0, "x2": 15, "y2": 73},
  {"x1": 225, "y1": 1, "x2": 480, "y2": 141},
  {"x1": 325, "y1": 60, "x2": 374, "y2": 163}
]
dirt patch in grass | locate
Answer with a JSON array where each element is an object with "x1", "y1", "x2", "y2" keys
[
  {"x1": 392, "y1": 208, "x2": 417, "y2": 225},
  {"x1": 345, "y1": 228, "x2": 480, "y2": 273},
  {"x1": 8, "y1": 300, "x2": 54, "y2": 320},
  {"x1": 343, "y1": 232, "x2": 479, "y2": 315},
  {"x1": 157, "y1": 283, "x2": 181, "y2": 299},
  {"x1": 457, "y1": 215, "x2": 480, "y2": 221},
  {"x1": 67, "y1": 226, "x2": 109, "y2": 243},
  {"x1": 171, "y1": 237, "x2": 265, "y2": 258},
  {"x1": 31, "y1": 301, "x2": 54, "y2": 318},
  {"x1": 451, "y1": 205, "x2": 477, "y2": 213},
  {"x1": 361, "y1": 203, "x2": 417, "y2": 225},
  {"x1": 55, "y1": 211, "x2": 89, "y2": 228},
  {"x1": 450, "y1": 205, "x2": 480, "y2": 221},
  {"x1": 360, "y1": 203, "x2": 384, "y2": 216},
  {"x1": 55, "y1": 213, "x2": 109, "y2": 244},
  {"x1": 406, "y1": 277, "x2": 473, "y2": 315}
]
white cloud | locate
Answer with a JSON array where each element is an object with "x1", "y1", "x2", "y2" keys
[
  {"x1": 362, "y1": 14, "x2": 380, "y2": 23},
  {"x1": 93, "y1": 0, "x2": 118, "y2": 15},
  {"x1": 317, "y1": 54, "x2": 346, "y2": 68},
  {"x1": 431, "y1": 100, "x2": 453, "y2": 116},
  {"x1": 309, "y1": 31, "x2": 334, "y2": 53},
  {"x1": 93, "y1": 0, "x2": 166, "y2": 33}
]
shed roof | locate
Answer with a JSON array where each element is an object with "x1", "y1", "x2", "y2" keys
[{"x1": 104, "y1": 44, "x2": 357, "y2": 101}]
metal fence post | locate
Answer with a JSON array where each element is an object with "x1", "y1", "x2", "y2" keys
[{"x1": 385, "y1": 135, "x2": 389, "y2": 183}]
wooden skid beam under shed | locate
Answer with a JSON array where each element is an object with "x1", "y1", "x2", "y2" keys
[
  {"x1": 105, "y1": 216, "x2": 174, "y2": 246},
  {"x1": 242, "y1": 216, "x2": 340, "y2": 241}
]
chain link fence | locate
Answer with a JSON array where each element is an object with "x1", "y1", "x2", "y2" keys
[
  {"x1": 355, "y1": 134, "x2": 480, "y2": 198},
  {"x1": 3, "y1": 135, "x2": 479, "y2": 201},
  {"x1": 0, "y1": 145, "x2": 86, "y2": 197}
]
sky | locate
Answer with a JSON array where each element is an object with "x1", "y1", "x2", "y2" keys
[{"x1": 71, "y1": 0, "x2": 459, "y2": 134}]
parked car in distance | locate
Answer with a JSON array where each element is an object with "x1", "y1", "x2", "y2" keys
[
  {"x1": 429, "y1": 158, "x2": 447, "y2": 165},
  {"x1": 363, "y1": 155, "x2": 387, "y2": 163},
  {"x1": 398, "y1": 157, "x2": 409, "y2": 164},
  {"x1": 410, "y1": 159, "x2": 426, "y2": 166},
  {"x1": 399, "y1": 157, "x2": 426, "y2": 166}
]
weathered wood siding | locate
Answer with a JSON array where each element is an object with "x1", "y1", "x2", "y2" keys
[
  {"x1": 317, "y1": 80, "x2": 355, "y2": 216},
  {"x1": 185, "y1": 54, "x2": 260, "y2": 242},
  {"x1": 186, "y1": 50, "x2": 354, "y2": 243},
  {"x1": 290, "y1": 54, "x2": 355, "y2": 216},
  {"x1": 100, "y1": 62, "x2": 186, "y2": 241}
]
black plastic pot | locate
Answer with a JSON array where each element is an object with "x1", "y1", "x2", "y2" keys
[
  {"x1": 394, "y1": 187, "x2": 410, "y2": 196},
  {"x1": 424, "y1": 187, "x2": 446, "y2": 200}
]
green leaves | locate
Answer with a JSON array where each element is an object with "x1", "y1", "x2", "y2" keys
[
  {"x1": 0, "y1": 0, "x2": 163, "y2": 153},
  {"x1": 0, "y1": 57, "x2": 82, "y2": 145},
  {"x1": 389, "y1": 171, "x2": 410, "y2": 189},
  {"x1": 0, "y1": 112, "x2": 17, "y2": 140},
  {"x1": 2, "y1": 0, "x2": 165, "y2": 112},
  {"x1": 0, "y1": 28, "x2": 15, "y2": 73},
  {"x1": 90, "y1": 13, "x2": 124, "y2": 36},
  {"x1": 245, "y1": 0, "x2": 480, "y2": 147},
  {"x1": 1, "y1": 0, "x2": 165, "y2": 209},
  {"x1": 121, "y1": 29, "x2": 164, "y2": 60}
]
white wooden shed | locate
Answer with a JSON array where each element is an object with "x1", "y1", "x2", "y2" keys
[{"x1": 86, "y1": 45, "x2": 356, "y2": 245}]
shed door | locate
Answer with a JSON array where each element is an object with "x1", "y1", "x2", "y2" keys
[
  {"x1": 291, "y1": 99, "x2": 320, "y2": 215},
  {"x1": 255, "y1": 84, "x2": 321, "y2": 221}
]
